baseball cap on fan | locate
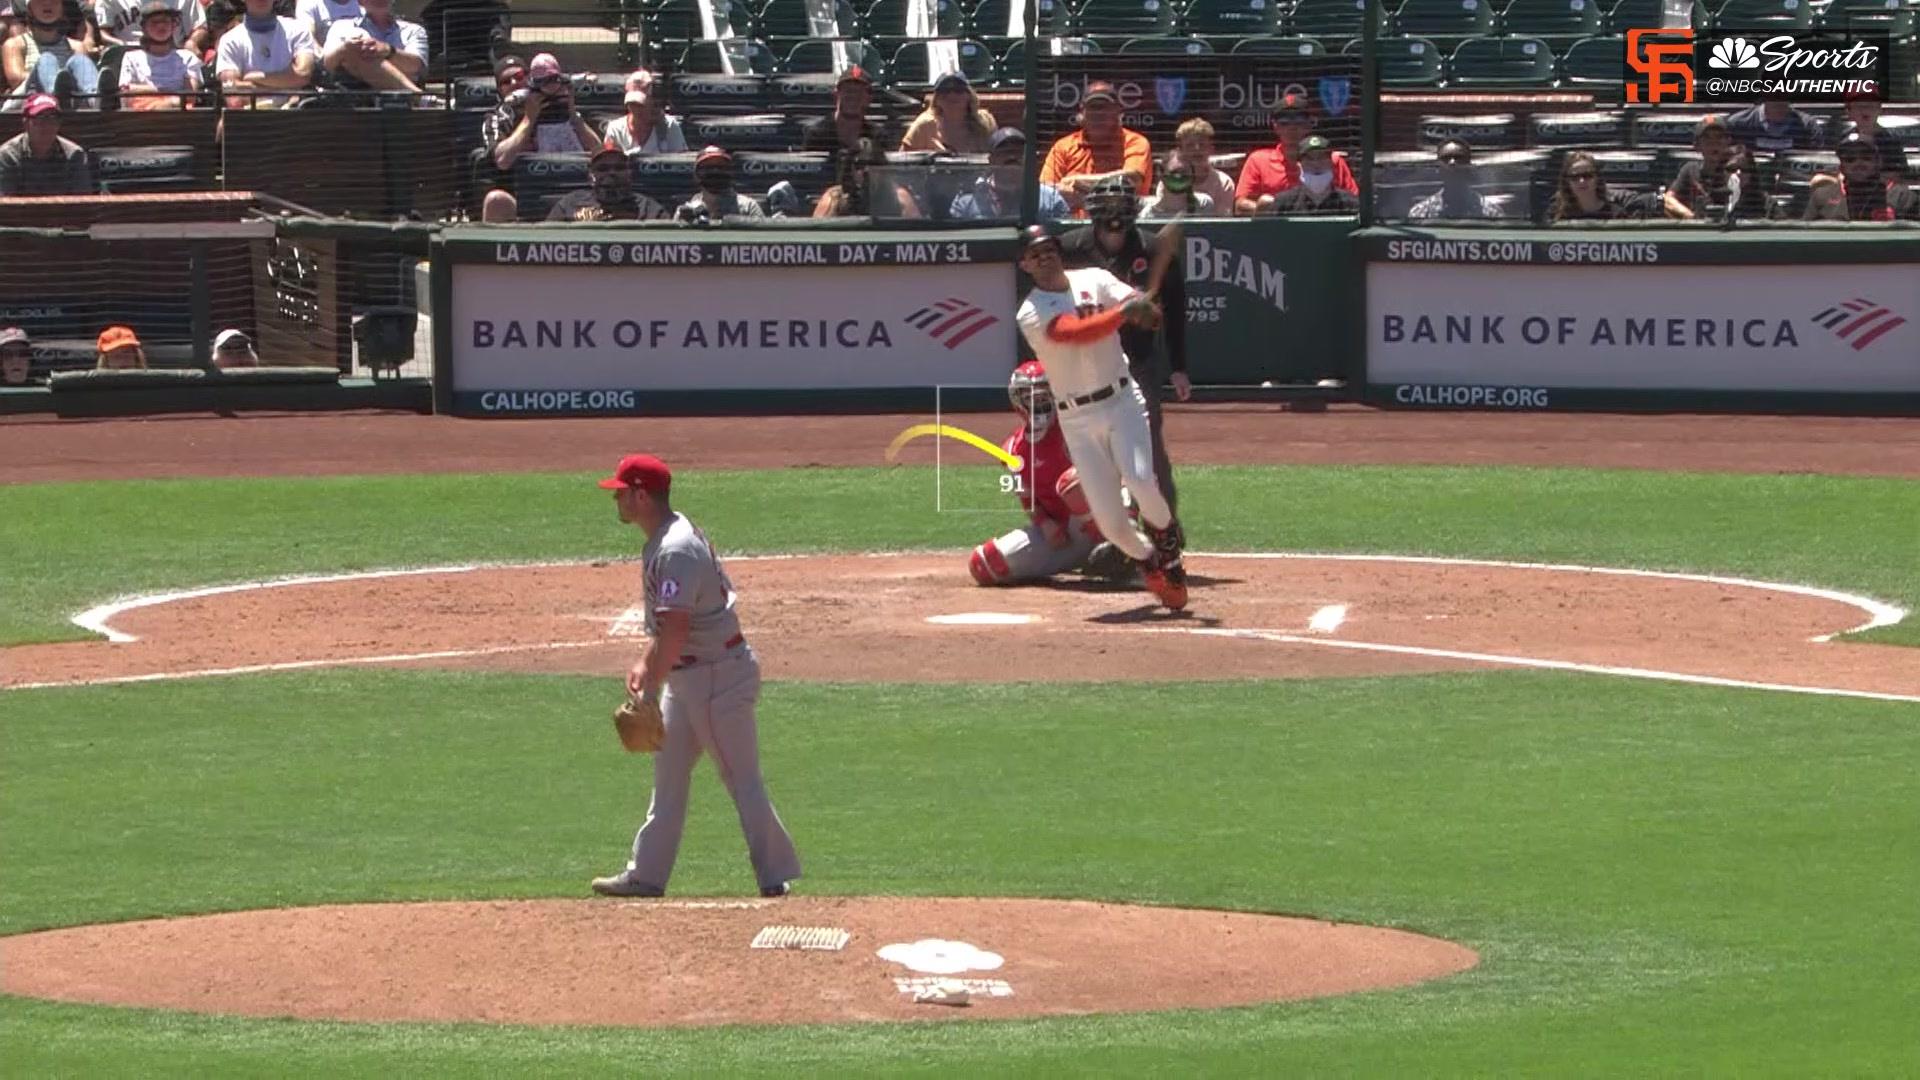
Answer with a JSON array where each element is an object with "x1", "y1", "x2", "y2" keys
[{"x1": 598, "y1": 454, "x2": 672, "y2": 493}]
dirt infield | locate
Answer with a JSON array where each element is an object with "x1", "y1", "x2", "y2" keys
[
  {"x1": 0, "y1": 897, "x2": 1477, "y2": 1027},
  {"x1": 6, "y1": 554, "x2": 1914, "y2": 699},
  {"x1": 4, "y1": 407, "x2": 1919, "y2": 484}
]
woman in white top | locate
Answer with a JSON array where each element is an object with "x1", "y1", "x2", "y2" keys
[
  {"x1": 898, "y1": 70, "x2": 996, "y2": 154},
  {"x1": 601, "y1": 70, "x2": 687, "y2": 155}
]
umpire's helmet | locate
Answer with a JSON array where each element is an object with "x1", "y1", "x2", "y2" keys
[
  {"x1": 1086, "y1": 174, "x2": 1138, "y2": 229},
  {"x1": 1008, "y1": 360, "x2": 1056, "y2": 437}
]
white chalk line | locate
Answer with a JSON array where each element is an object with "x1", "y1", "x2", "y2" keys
[
  {"x1": 1152, "y1": 627, "x2": 1920, "y2": 706},
  {"x1": 4, "y1": 639, "x2": 610, "y2": 692},
  {"x1": 14, "y1": 551, "x2": 1911, "y2": 701},
  {"x1": 1308, "y1": 604, "x2": 1349, "y2": 634}
]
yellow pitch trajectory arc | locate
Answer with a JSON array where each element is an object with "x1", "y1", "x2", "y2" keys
[{"x1": 885, "y1": 424, "x2": 1023, "y2": 472}]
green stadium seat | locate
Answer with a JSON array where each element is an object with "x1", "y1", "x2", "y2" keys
[
  {"x1": 1711, "y1": 0, "x2": 1812, "y2": 31},
  {"x1": 1182, "y1": 0, "x2": 1284, "y2": 38},
  {"x1": 1606, "y1": 0, "x2": 1705, "y2": 32},
  {"x1": 755, "y1": 0, "x2": 861, "y2": 41},
  {"x1": 888, "y1": 38, "x2": 997, "y2": 87},
  {"x1": 861, "y1": 0, "x2": 965, "y2": 38},
  {"x1": 1230, "y1": 34, "x2": 1329, "y2": 55},
  {"x1": 967, "y1": 0, "x2": 1074, "y2": 36},
  {"x1": 1817, "y1": 0, "x2": 1915, "y2": 37},
  {"x1": 1345, "y1": 35, "x2": 1444, "y2": 85},
  {"x1": 651, "y1": 0, "x2": 754, "y2": 43},
  {"x1": 1394, "y1": 0, "x2": 1496, "y2": 41},
  {"x1": 1448, "y1": 35, "x2": 1558, "y2": 84},
  {"x1": 783, "y1": 37, "x2": 887, "y2": 74},
  {"x1": 1499, "y1": 0, "x2": 1603, "y2": 42},
  {"x1": 680, "y1": 38, "x2": 779, "y2": 75},
  {"x1": 1075, "y1": 0, "x2": 1179, "y2": 37},
  {"x1": 1290, "y1": 0, "x2": 1388, "y2": 37},
  {"x1": 1116, "y1": 34, "x2": 1216, "y2": 53},
  {"x1": 1558, "y1": 33, "x2": 1626, "y2": 90},
  {"x1": 996, "y1": 35, "x2": 1028, "y2": 83}
]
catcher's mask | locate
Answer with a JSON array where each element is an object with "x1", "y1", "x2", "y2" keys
[
  {"x1": 1087, "y1": 175, "x2": 1138, "y2": 231},
  {"x1": 1008, "y1": 360, "x2": 1055, "y2": 438}
]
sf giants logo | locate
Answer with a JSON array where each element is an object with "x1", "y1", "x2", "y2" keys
[{"x1": 1626, "y1": 28, "x2": 1695, "y2": 103}]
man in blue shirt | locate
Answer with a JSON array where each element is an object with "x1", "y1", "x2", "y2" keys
[{"x1": 950, "y1": 127, "x2": 1069, "y2": 222}]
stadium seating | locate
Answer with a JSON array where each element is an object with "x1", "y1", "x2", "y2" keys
[
  {"x1": 1818, "y1": 0, "x2": 1917, "y2": 38},
  {"x1": 1711, "y1": 0, "x2": 1812, "y2": 30},
  {"x1": 92, "y1": 146, "x2": 200, "y2": 195},
  {"x1": 1183, "y1": 0, "x2": 1285, "y2": 40},
  {"x1": 1447, "y1": 35, "x2": 1558, "y2": 85},
  {"x1": 1392, "y1": 0, "x2": 1497, "y2": 42},
  {"x1": 674, "y1": 73, "x2": 777, "y2": 114},
  {"x1": 1419, "y1": 113, "x2": 1522, "y2": 149},
  {"x1": 1115, "y1": 35, "x2": 1217, "y2": 53},
  {"x1": 889, "y1": 38, "x2": 998, "y2": 86},
  {"x1": 784, "y1": 37, "x2": 888, "y2": 74},
  {"x1": 1075, "y1": 0, "x2": 1179, "y2": 40},
  {"x1": 1557, "y1": 34, "x2": 1627, "y2": 92},
  {"x1": 861, "y1": 0, "x2": 966, "y2": 39},
  {"x1": 769, "y1": 72, "x2": 842, "y2": 111},
  {"x1": 1531, "y1": 110, "x2": 1631, "y2": 146},
  {"x1": 1632, "y1": 111, "x2": 1716, "y2": 145},
  {"x1": 1290, "y1": 0, "x2": 1389, "y2": 37},
  {"x1": 650, "y1": 0, "x2": 756, "y2": 42},
  {"x1": 1605, "y1": 0, "x2": 1706, "y2": 32},
  {"x1": 1499, "y1": 0, "x2": 1603, "y2": 43},
  {"x1": 1230, "y1": 34, "x2": 1329, "y2": 55},
  {"x1": 680, "y1": 38, "x2": 780, "y2": 75},
  {"x1": 755, "y1": 0, "x2": 859, "y2": 41},
  {"x1": 683, "y1": 113, "x2": 801, "y2": 152},
  {"x1": 1345, "y1": 35, "x2": 1444, "y2": 86}
]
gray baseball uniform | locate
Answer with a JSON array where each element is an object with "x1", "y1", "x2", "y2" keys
[{"x1": 623, "y1": 512, "x2": 801, "y2": 893}]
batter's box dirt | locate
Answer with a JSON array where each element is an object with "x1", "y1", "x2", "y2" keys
[
  {"x1": 6, "y1": 553, "x2": 1913, "y2": 701},
  {"x1": 0, "y1": 898, "x2": 1475, "y2": 1028}
]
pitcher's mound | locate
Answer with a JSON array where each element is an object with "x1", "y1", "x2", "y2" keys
[{"x1": 0, "y1": 897, "x2": 1477, "y2": 1027}]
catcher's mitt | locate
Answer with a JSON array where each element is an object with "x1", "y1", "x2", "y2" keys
[{"x1": 614, "y1": 694, "x2": 665, "y2": 753}]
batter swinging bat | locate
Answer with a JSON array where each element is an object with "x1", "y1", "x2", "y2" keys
[{"x1": 1144, "y1": 217, "x2": 1183, "y2": 299}]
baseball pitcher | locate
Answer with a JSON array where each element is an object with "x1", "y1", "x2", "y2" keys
[
  {"x1": 591, "y1": 453, "x2": 803, "y2": 900},
  {"x1": 969, "y1": 360, "x2": 1134, "y2": 586},
  {"x1": 1013, "y1": 226, "x2": 1188, "y2": 610}
]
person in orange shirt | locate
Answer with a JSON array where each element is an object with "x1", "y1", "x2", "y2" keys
[
  {"x1": 1234, "y1": 92, "x2": 1357, "y2": 215},
  {"x1": 1040, "y1": 81, "x2": 1153, "y2": 215}
]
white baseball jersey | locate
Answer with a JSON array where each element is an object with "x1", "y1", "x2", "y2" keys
[{"x1": 1014, "y1": 267, "x2": 1140, "y2": 401}]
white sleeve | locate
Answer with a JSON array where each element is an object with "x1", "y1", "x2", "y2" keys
[
  {"x1": 1098, "y1": 270, "x2": 1139, "y2": 308},
  {"x1": 179, "y1": 0, "x2": 204, "y2": 37},
  {"x1": 215, "y1": 28, "x2": 246, "y2": 75},
  {"x1": 399, "y1": 20, "x2": 429, "y2": 63},
  {"x1": 94, "y1": 0, "x2": 126, "y2": 34},
  {"x1": 294, "y1": 0, "x2": 322, "y2": 35},
  {"x1": 288, "y1": 23, "x2": 318, "y2": 60},
  {"x1": 181, "y1": 50, "x2": 204, "y2": 89},
  {"x1": 321, "y1": 20, "x2": 362, "y2": 53},
  {"x1": 661, "y1": 117, "x2": 688, "y2": 153},
  {"x1": 117, "y1": 48, "x2": 149, "y2": 85},
  {"x1": 1015, "y1": 297, "x2": 1049, "y2": 352}
]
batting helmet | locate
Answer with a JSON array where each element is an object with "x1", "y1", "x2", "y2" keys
[
  {"x1": 1086, "y1": 175, "x2": 1138, "y2": 230},
  {"x1": 1008, "y1": 360, "x2": 1055, "y2": 437},
  {"x1": 1020, "y1": 223, "x2": 1059, "y2": 252}
]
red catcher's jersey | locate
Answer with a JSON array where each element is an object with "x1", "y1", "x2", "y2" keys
[{"x1": 1003, "y1": 421, "x2": 1073, "y2": 524}]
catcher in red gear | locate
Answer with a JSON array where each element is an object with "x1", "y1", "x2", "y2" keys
[{"x1": 969, "y1": 361, "x2": 1137, "y2": 587}]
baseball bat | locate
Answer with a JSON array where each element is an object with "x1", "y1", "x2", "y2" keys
[{"x1": 1144, "y1": 217, "x2": 1183, "y2": 298}]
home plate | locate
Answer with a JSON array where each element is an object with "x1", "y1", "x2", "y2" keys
[{"x1": 925, "y1": 613, "x2": 1037, "y2": 626}]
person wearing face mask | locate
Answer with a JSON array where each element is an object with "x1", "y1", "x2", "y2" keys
[
  {"x1": 549, "y1": 145, "x2": 670, "y2": 222},
  {"x1": 3, "y1": 0, "x2": 100, "y2": 108},
  {"x1": 1138, "y1": 159, "x2": 1215, "y2": 219},
  {"x1": 1268, "y1": 135, "x2": 1358, "y2": 216},
  {"x1": 1408, "y1": 139, "x2": 1501, "y2": 220},
  {"x1": 950, "y1": 127, "x2": 1069, "y2": 221},
  {"x1": 1057, "y1": 175, "x2": 1191, "y2": 517},
  {"x1": 1235, "y1": 94, "x2": 1357, "y2": 215},
  {"x1": 1805, "y1": 132, "x2": 1919, "y2": 222},
  {"x1": 676, "y1": 145, "x2": 767, "y2": 223}
]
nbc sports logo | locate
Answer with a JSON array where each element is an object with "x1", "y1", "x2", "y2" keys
[
  {"x1": 1707, "y1": 37, "x2": 1760, "y2": 69},
  {"x1": 906, "y1": 298, "x2": 1000, "y2": 350},
  {"x1": 1811, "y1": 298, "x2": 1908, "y2": 351}
]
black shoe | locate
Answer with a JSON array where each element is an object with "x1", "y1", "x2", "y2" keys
[
  {"x1": 760, "y1": 882, "x2": 791, "y2": 898},
  {"x1": 53, "y1": 70, "x2": 77, "y2": 116}
]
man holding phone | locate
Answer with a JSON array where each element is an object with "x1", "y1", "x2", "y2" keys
[{"x1": 480, "y1": 52, "x2": 600, "y2": 222}]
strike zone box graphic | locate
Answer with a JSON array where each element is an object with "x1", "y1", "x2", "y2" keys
[{"x1": 1625, "y1": 29, "x2": 1892, "y2": 103}]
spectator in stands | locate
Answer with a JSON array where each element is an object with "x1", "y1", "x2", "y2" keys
[
  {"x1": 1837, "y1": 95, "x2": 1909, "y2": 184},
  {"x1": 1170, "y1": 118, "x2": 1233, "y2": 210},
  {"x1": 0, "y1": 326, "x2": 32, "y2": 386},
  {"x1": 216, "y1": 0, "x2": 317, "y2": 108},
  {"x1": 1409, "y1": 140, "x2": 1500, "y2": 220},
  {"x1": 0, "y1": 93, "x2": 93, "y2": 193},
  {"x1": 602, "y1": 69, "x2": 686, "y2": 156},
  {"x1": 200, "y1": 0, "x2": 236, "y2": 62},
  {"x1": 1235, "y1": 94, "x2": 1356, "y2": 215},
  {"x1": 814, "y1": 136, "x2": 922, "y2": 219},
  {"x1": 321, "y1": 0, "x2": 426, "y2": 93},
  {"x1": 1725, "y1": 98, "x2": 1819, "y2": 154},
  {"x1": 95, "y1": 324, "x2": 145, "y2": 369},
  {"x1": 550, "y1": 144, "x2": 670, "y2": 221},
  {"x1": 294, "y1": 0, "x2": 359, "y2": 52},
  {"x1": 117, "y1": 0, "x2": 204, "y2": 108},
  {"x1": 212, "y1": 327, "x2": 258, "y2": 367},
  {"x1": 1267, "y1": 135, "x2": 1358, "y2": 216},
  {"x1": 676, "y1": 145, "x2": 766, "y2": 223},
  {"x1": 1548, "y1": 150, "x2": 1633, "y2": 222},
  {"x1": 3, "y1": 0, "x2": 100, "y2": 108},
  {"x1": 800, "y1": 65, "x2": 876, "y2": 155},
  {"x1": 480, "y1": 52, "x2": 598, "y2": 223},
  {"x1": 1040, "y1": 80, "x2": 1151, "y2": 215},
  {"x1": 96, "y1": 0, "x2": 205, "y2": 53},
  {"x1": 1663, "y1": 116, "x2": 1765, "y2": 221},
  {"x1": 899, "y1": 70, "x2": 994, "y2": 154},
  {"x1": 1806, "y1": 132, "x2": 1919, "y2": 222},
  {"x1": 491, "y1": 52, "x2": 527, "y2": 97},
  {"x1": 1139, "y1": 156, "x2": 1214, "y2": 218},
  {"x1": 950, "y1": 126, "x2": 1067, "y2": 221}
]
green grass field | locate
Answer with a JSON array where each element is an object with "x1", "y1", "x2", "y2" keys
[{"x1": 2, "y1": 464, "x2": 1917, "y2": 1076}]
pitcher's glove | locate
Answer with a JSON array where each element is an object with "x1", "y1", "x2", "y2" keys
[{"x1": 614, "y1": 692, "x2": 665, "y2": 753}]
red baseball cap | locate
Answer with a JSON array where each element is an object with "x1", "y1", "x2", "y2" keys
[{"x1": 598, "y1": 453, "x2": 671, "y2": 493}]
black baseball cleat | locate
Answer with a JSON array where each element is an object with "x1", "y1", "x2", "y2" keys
[{"x1": 760, "y1": 882, "x2": 791, "y2": 898}]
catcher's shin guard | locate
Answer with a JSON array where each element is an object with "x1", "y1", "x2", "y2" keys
[{"x1": 968, "y1": 541, "x2": 1012, "y2": 586}]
